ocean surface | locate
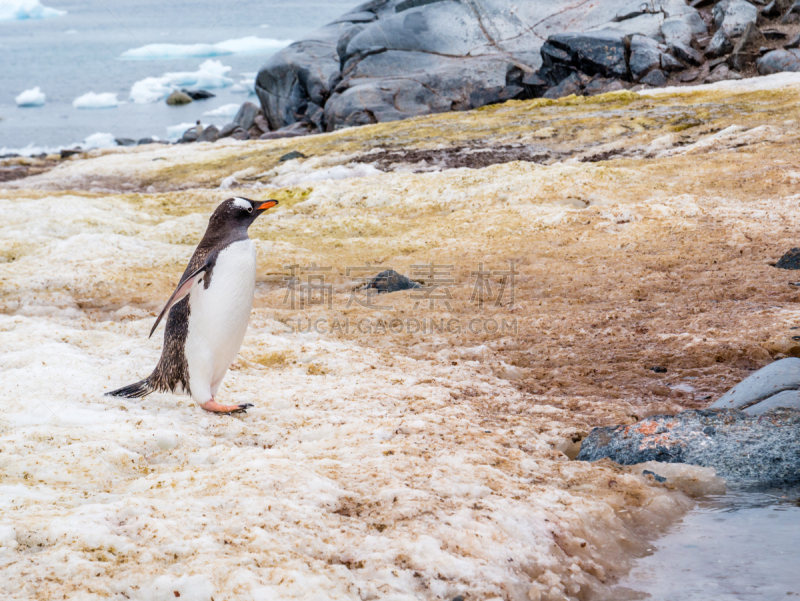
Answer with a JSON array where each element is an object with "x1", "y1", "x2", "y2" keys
[{"x1": 0, "y1": 0, "x2": 360, "y2": 154}]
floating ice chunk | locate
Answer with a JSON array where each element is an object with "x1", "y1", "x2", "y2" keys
[
  {"x1": 82, "y1": 132, "x2": 116, "y2": 149},
  {"x1": 0, "y1": 0, "x2": 65, "y2": 20},
  {"x1": 72, "y1": 92, "x2": 119, "y2": 109},
  {"x1": 120, "y1": 36, "x2": 290, "y2": 60},
  {"x1": 15, "y1": 86, "x2": 46, "y2": 107},
  {"x1": 230, "y1": 72, "x2": 257, "y2": 95},
  {"x1": 203, "y1": 103, "x2": 240, "y2": 118},
  {"x1": 130, "y1": 59, "x2": 233, "y2": 103},
  {"x1": 166, "y1": 122, "x2": 195, "y2": 142}
]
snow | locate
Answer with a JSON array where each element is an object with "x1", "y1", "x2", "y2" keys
[
  {"x1": 120, "y1": 36, "x2": 290, "y2": 60},
  {"x1": 271, "y1": 162, "x2": 384, "y2": 187},
  {"x1": 0, "y1": 183, "x2": 689, "y2": 600},
  {"x1": 81, "y1": 132, "x2": 116, "y2": 149},
  {"x1": 0, "y1": 0, "x2": 65, "y2": 20},
  {"x1": 72, "y1": 92, "x2": 119, "y2": 109},
  {"x1": 14, "y1": 86, "x2": 46, "y2": 107},
  {"x1": 203, "y1": 103, "x2": 241, "y2": 118},
  {"x1": 130, "y1": 60, "x2": 233, "y2": 104},
  {"x1": 641, "y1": 72, "x2": 800, "y2": 97}
]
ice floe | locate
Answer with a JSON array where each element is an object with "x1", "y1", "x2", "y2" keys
[
  {"x1": 202, "y1": 103, "x2": 241, "y2": 118},
  {"x1": 14, "y1": 86, "x2": 46, "y2": 107},
  {"x1": 129, "y1": 60, "x2": 233, "y2": 104},
  {"x1": 0, "y1": 0, "x2": 65, "y2": 20},
  {"x1": 72, "y1": 92, "x2": 119, "y2": 109},
  {"x1": 120, "y1": 36, "x2": 290, "y2": 60}
]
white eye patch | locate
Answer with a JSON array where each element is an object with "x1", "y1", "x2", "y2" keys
[{"x1": 232, "y1": 197, "x2": 251, "y2": 211}]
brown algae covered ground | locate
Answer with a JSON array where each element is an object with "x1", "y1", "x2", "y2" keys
[{"x1": 1, "y1": 75, "x2": 800, "y2": 600}]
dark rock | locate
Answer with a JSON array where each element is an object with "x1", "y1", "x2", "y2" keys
[
  {"x1": 230, "y1": 130, "x2": 251, "y2": 141},
  {"x1": 661, "y1": 52, "x2": 685, "y2": 71},
  {"x1": 650, "y1": 366, "x2": 668, "y2": 373},
  {"x1": 60, "y1": 148, "x2": 82, "y2": 158},
  {"x1": 713, "y1": 0, "x2": 759, "y2": 37},
  {"x1": 114, "y1": 138, "x2": 136, "y2": 147},
  {"x1": 711, "y1": 358, "x2": 800, "y2": 410},
  {"x1": 248, "y1": 125, "x2": 264, "y2": 139},
  {"x1": 546, "y1": 31, "x2": 629, "y2": 79},
  {"x1": 254, "y1": 113, "x2": 270, "y2": 134},
  {"x1": 366, "y1": 270, "x2": 421, "y2": 293},
  {"x1": 137, "y1": 137, "x2": 156, "y2": 145},
  {"x1": 705, "y1": 63, "x2": 733, "y2": 82},
  {"x1": 180, "y1": 127, "x2": 199, "y2": 143},
  {"x1": 543, "y1": 71, "x2": 583, "y2": 99},
  {"x1": 584, "y1": 75, "x2": 627, "y2": 95},
  {"x1": 166, "y1": 90, "x2": 192, "y2": 105},
  {"x1": 671, "y1": 42, "x2": 704, "y2": 65},
  {"x1": 279, "y1": 150, "x2": 307, "y2": 162},
  {"x1": 640, "y1": 68, "x2": 667, "y2": 86},
  {"x1": 758, "y1": 49, "x2": 800, "y2": 73},
  {"x1": 629, "y1": 35, "x2": 663, "y2": 80},
  {"x1": 787, "y1": 33, "x2": 800, "y2": 48},
  {"x1": 761, "y1": 0, "x2": 784, "y2": 15},
  {"x1": 577, "y1": 408, "x2": 800, "y2": 486},
  {"x1": 728, "y1": 22, "x2": 767, "y2": 70},
  {"x1": 259, "y1": 124, "x2": 312, "y2": 140},
  {"x1": 197, "y1": 124, "x2": 219, "y2": 143},
  {"x1": 679, "y1": 69, "x2": 702, "y2": 81},
  {"x1": 181, "y1": 88, "x2": 215, "y2": 100},
  {"x1": 642, "y1": 469, "x2": 667, "y2": 483},
  {"x1": 218, "y1": 123, "x2": 241, "y2": 138},
  {"x1": 706, "y1": 29, "x2": 734, "y2": 58},
  {"x1": 776, "y1": 248, "x2": 800, "y2": 269},
  {"x1": 234, "y1": 102, "x2": 261, "y2": 131}
]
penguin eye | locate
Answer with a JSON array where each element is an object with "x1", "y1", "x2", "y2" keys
[{"x1": 246, "y1": 206, "x2": 253, "y2": 214}]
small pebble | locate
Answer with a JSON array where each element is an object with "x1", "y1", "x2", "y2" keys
[{"x1": 650, "y1": 366, "x2": 667, "y2": 373}]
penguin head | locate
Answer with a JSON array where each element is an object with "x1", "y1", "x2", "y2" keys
[{"x1": 210, "y1": 197, "x2": 279, "y2": 231}]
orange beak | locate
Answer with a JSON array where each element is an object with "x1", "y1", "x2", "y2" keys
[{"x1": 257, "y1": 200, "x2": 279, "y2": 211}]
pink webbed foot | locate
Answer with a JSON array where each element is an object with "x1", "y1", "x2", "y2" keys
[{"x1": 200, "y1": 399, "x2": 254, "y2": 414}]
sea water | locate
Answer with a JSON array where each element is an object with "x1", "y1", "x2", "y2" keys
[
  {"x1": 0, "y1": 0, "x2": 360, "y2": 154},
  {"x1": 610, "y1": 484, "x2": 800, "y2": 600}
]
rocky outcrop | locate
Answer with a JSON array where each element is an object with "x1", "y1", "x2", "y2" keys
[
  {"x1": 249, "y1": 0, "x2": 800, "y2": 135},
  {"x1": 579, "y1": 359, "x2": 800, "y2": 486},
  {"x1": 255, "y1": 0, "x2": 655, "y2": 132},
  {"x1": 577, "y1": 408, "x2": 800, "y2": 486}
]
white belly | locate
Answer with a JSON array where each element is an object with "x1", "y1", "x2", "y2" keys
[{"x1": 184, "y1": 239, "x2": 256, "y2": 402}]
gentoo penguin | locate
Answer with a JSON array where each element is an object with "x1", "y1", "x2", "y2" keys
[
  {"x1": 195, "y1": 120, "x2": 203, "y2": 136},
  {"x1": 107, "y1": 197, "x2": 278, "y2": 413}
]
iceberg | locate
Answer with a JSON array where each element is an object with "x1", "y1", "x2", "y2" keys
[
  {"x1": 120, "y1": 36, "x2": 290, "y2": 60},
  {"x1": 202, "y1": 103, "x2": 240, "y2": 118},
  {"x1": 15, "y1": 87, "x2": 46, "y2": 107},
  {"x1": 130, "y1": 60, "x2": 233, "y2": 104},
  {"x1": 230, "y1": 72, "x2": 257, "y2": 95},
  {"x1": 81, "y1": 132, "x2": 116, "y2": 149},
  {"x1": 72, "y1": 92, "x2": 119, "y2": 109},
  {"x1": 0, "y1": 0, "x2": 65, "y2": 20}
]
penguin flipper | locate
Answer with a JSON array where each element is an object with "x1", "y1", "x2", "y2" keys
[{"x1": 149, "y1": 263, "x2": 208, "y2": 338}]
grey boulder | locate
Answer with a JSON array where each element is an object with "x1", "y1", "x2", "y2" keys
[
  {"x1": 757, "y1": 49, "x2": 800, "y2": 74},
  {"x1": 233, "y1": 102, "x2": 261, "y2": 131},
  {"x1": 713, "y1": 0, "x2": 759, "y2": 38},
  {"x1": 711, "y1": 358, "x2": 800, "y2": 411},
  {"x1": 706, "y1": 28, "x2": 734, "y2": 57},
  {"x1": 577, "y1": 408, "x2": 800, "y2": 486},
  {"x1": 196, "y1": 124, "x2": 219, "y2": 143}
]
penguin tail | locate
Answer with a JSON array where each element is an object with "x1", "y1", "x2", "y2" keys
[{"x1": 105, "y1": 377, "x2": 154, "y2": 399}]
